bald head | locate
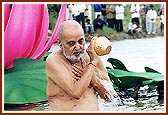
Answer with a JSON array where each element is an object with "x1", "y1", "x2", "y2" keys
[
  {"x1": 58, "y1": 20, "x2": 84, "y2": 40},
  {"x1": 57, "y1": 20, "x2": 85, "y2": 62}
]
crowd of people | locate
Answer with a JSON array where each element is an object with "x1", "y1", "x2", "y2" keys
[{"x1": 65, "y1": 4, "x2": 164, "y2": 38}]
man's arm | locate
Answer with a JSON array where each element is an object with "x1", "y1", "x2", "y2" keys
[
  {"x1": 71, "y1": 57, "x2": 112, "y2": 102},
  {"x1": 86, "y1": 37, "x2": 112, "y2": 102},
  {"x1": 89, "y1": 58, "x2": 112, "y2": 102}
]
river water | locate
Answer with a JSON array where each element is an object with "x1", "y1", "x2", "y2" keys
[
  {"x1": 48, "y1": 36, "x2": 166, "y2": 112},
  {"x1": 98, "y1": 36, "x2": 165, "y2": 112},
  {"x1": 100, "y1": 36, "x2": 165, "y2": 75},
  {"x1": 5, "y1": 37, "x2": 165, "y2": 112}
]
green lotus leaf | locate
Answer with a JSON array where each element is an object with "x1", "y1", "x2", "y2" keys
[
  {"x1": 107, "y1": 68, "x2": 164, "y2": 88},
  {"x1": 4, "y1": 58, "x2": 48, "y2": 104}
]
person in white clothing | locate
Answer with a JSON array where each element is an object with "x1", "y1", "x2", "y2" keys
[
  {"x1": 130, "y1": 4, "x2": 140, "y2": 27},
  {"x1": 146, "y1": 4, "x2": 157, "y2": 35},
  {"x1": 76, "y1": 4, "x2": 87, "y2": 32},
  {"x1": 115, "y1": 4, "x2": 124, "y2": 32},
  {"x1": 127, "y1": 19, "x2": 144, "y2": 38},
  {"x1": 85, "y1": 4, "x2": 94, "y2": 36},
  {"x1": 70, "y1": 4, "x2": 79, "y2": 20},
  {"x1": 66, "y1": 4, "x2": 73, "y2": 20},
  {"x1": 84, "y1": 4, "x2": 93, "y2": 24}
]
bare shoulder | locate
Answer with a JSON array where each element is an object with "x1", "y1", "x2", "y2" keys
[
  {"x1": 46, "y1": 50, "x2": 71, "y2": 74},
  {"x1": 46, "y1": 51, "x2": 61, "y2": 66}
]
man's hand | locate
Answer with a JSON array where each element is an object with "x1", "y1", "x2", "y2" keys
[
  {"x1": 97, "y1": 86, "x2": 112, "y2": 102},
  {"x1": 91, "y1": 75, "x2": 112, "y2": 102},
  {"x1": 86, "y1": 37, "x2": 98, "y2": 62},
  {"x1": 72, "y1": 64, "x2": 86, "y2": 80}
]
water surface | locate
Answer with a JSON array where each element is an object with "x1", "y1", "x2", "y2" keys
[{"x1": 49, "y1": 36, "x2": 165, "y2": 112}]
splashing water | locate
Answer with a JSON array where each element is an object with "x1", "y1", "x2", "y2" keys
[{"x1": 98, "y1": 79, "x2": 121, "y2": 111}]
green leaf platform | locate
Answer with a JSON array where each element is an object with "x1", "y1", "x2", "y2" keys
[
  {"x1": 107, "y1": 58, "x2": 164, "y2": 88},
  {"x1": 4, "y1": 58, "x2": 48, "y2": 104}
]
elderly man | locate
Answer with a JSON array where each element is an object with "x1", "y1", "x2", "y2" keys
[{"x1": 46, "y1": 20, "x2": 113, "y2": 111}]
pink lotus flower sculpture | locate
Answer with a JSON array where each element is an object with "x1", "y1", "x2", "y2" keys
[{"x1": 4, "y1": 4, "x2": 67, "y2": 69}]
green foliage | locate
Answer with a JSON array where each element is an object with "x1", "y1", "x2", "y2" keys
[
  {"x1": 94, "y1": 26, "x2": 117, "y2": 35},
  {"x1": 48, "y1": 12, "x2": 58, "y2": 31},
  {"x1": 123, "y1": 4, "x2": 131, "y2": 28},
  {"x1": 47, "y1": 4, "x2": 59, "y2": 31},
  {"x1": 4, "y1": 58, "x2": 47, "y2": 104}
]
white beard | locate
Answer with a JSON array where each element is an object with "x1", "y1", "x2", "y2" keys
[{"x1": 62, "y1": 46, "x2": 84, "y2": 62}]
